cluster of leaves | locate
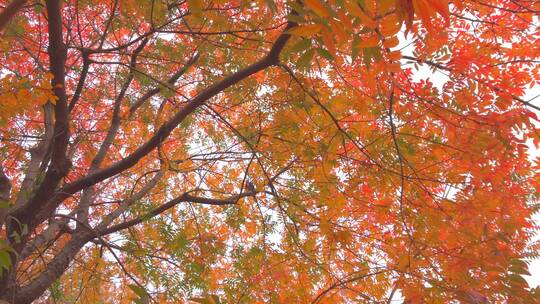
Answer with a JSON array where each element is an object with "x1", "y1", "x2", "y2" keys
[
  {"x1": 0, "y1": 73, "x2": 55, "y2": 125},
  {"x1": 0, "y1": 0, "x2": 539, "y2": 303}
]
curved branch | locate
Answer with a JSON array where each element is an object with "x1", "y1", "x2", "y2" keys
[
  {"x1": 63, "y1": 21, "x2": 294, "y2": 194},
  {"x1": 8, "y1": 0, "x2": 71, "y2": 237},
  {"x1": 14, "y1": 19, "x2": 296, "y2": 237},
  {"x1": 0, "y1": 165, "x2": 11, "y2": 227},
  {"x1": 128, "y1": 53, "x2": 200, "y2": 116},
  {"x1": 310, "y1": 270, "x2": 388, "y2": 304},
  {"x1": 99, "y1": 190, "x2": 255, "y2": 236},
  {"x1": 11, "y1": 232, "x2": 89, "y2": 304},
  {"x1": 0, "y1": 0, "x2": 27, "y2": 34}
]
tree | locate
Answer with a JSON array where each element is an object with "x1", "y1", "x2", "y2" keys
[{"x1": 0, "y1": 0, "x2": 539, "y2": 302}]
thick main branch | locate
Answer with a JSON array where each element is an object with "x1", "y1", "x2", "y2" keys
[
  {"x1": 4, "y1": 18, "x2": 296, "y2": 304},
  {"x1": 14, "y1": 20, "x2": 295, "y2": 240}
]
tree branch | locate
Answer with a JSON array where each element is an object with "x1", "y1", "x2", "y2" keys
[
  {"x1": 0, "y1": 0, "x2": 27, "y2": 34},
  {"x1": 15, "y1": 19, "x2": 296, "y2": 237},
  {"x1": 99, "y1": 190, "x2": 255, "y2": 236},
  {"x1": 8, "y1": 0, "x2": 71, "y2": 235},
  {"x1": 64, "y1": 20, "x2": 294, "y2": 194},
  {"x1": 76, "y1": 38, "x2": 149, "y2": 226},
  {"x1": 128, "y1": 53, "x2": 200, "y2": 116},
  {"x1": 13, "y1": 103, "x2": 54, "y2": 208},
  {"x1": 68, "y1": 51, "x2": 91, "y2": 112},
  {"x1": 0, "y1": 165, "x2": 11, "y2": 227},
  {"x1": 10, "y1": 233, "x2": 89, "y2": 304}
]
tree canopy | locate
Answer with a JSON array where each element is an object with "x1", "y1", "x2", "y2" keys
[{"x1": 0, "y1": 0, "x2": 540, "y2": 303}]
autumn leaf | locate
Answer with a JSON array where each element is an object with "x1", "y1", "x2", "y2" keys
[{"x1": 288, "y1": 24, "x2": 323, "y2": 37}]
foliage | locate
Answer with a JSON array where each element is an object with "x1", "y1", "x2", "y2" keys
[{"x1": 0, "y1": 0, "x2": 539, "y2": 303}]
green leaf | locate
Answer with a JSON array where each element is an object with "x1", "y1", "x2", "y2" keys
[
  {"x1": 351, "y1": 36, "x2": 361, "y2": 62},
  {"x1": 21, "y1": 224, "x2": 28, "y2": 236},
  {"x1": 10, "y1": 231, "x2": 20, "y2": 244},
  {"x1": 397, "y1": 138, "x2": 416, "y2": 156},
  {"x1": 0, "y1": 251, "x2": 11, "y2": 270},
  {"x1": 265, "y1": 0, "x2": 277, "y2": 14},
  {"x1": 509, "y1": 266, "x2": 531, "y2": 276},
  {"x1": 160, "y1": 83, "x2": 176, "y2": 98},
  {"x1": 286, "y1": 13, "x2": 305, "y2": 24},
  {"x1": 363, "y1": 47, "x2": 381, "y2": 69},
  {"x1": 289, "y1": 38, "x2": 312, "y2": 55},
  {"x1": 297, "y1": 49, "x2": 315, "y2": 70},
  {"x1": 510, "y1": 258, "x2": 528, "y2": 269},
  {"x1": 50, "y1": 280, "x2": 63, "y2": 301},
  {"x1": 33, "y1": 4, "x2": 44, "y2": 14},
  {"x1": 128, "y1": 284, "x2": 148, "y2": 299},
  {"x1": 287, "y1": 1, "x2": 306, "y2": 15},
  {"x1": 357, "y1": 0, "x2": 366, "y2": 9},
  {"x1": 507, "y1": 273, "x2": 529, "y2": 287},
  {"x1": 5, "y1": 20, "x2": 25, "y2": 36},
  {"x1": 509, "y1": 258, "x2": 531, "y2": 275},
  {"x1": 316, "y1": 47, "x2": 334, "y2": 61}
]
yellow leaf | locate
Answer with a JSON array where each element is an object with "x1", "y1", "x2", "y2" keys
[
  {"x1": 396, "y1": 254, "x2": 410, "y2": 271},
  {"x1": 336, "y1": 230, "x2": 352, "y2": 244},
  {"x1": 188, "y1": 0, "x2": 203, "y2": 14},
  {"x1": 319, "y1": 220, "x2": 332, "y2": 236}
]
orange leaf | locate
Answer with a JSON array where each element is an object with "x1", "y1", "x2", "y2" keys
[
  {"x1": 304, "y1": 0, "x2": 330, "y2": 17},
  {"x1": 355, "y1": 35, "x2": 379, "y2": 48},
  {"x1": 288, "y1": 24, "x2": 323, "y2": 37},
  {"x1": 427, "y1": 0, "x2": 450, "y2": 22}
]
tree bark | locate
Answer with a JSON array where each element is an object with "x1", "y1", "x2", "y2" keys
[{"x1": 0, "y1": 0, "x2": 27, "y2": 34}]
